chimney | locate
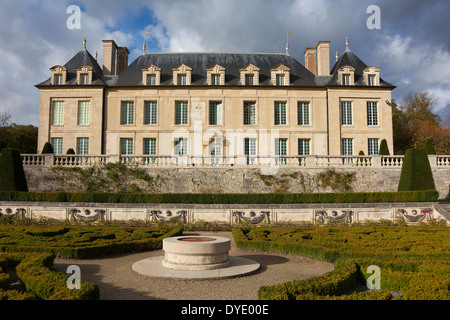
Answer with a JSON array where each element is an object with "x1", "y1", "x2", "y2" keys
[
  {"x1": 304, "y1": 47, "x2": 316, "y2": 75},
  {"x1": 116, "y1": 47, "x2": 130, "y2": 75},
  {"x1": 316, "y1": 41, "x2": 330, "y2": 76},
  {"x1": 102, "y1": 40, "x2": 118, "y2": 75}
]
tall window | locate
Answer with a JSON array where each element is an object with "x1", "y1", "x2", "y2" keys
[
  {"x1": 342, "y1": 138, "x2": 353, "y2": 155},
  {"x1": 77, "y1": 137, "x2": 89, "y2": 155},
  {"x1": 243, "y1": 102, "x2": 256, "y2": 125},
  {"x1": 341, "y1": 101, "x2": 353, "y2": 126},
  {"x1": 244, "y1": 138, "x2": 257, "y2": 164},
  {"x1": 175, "y1": 101, "x2": 188, "y2": 125},
  {"x1": 121, "y1": 101, "x2": 134, "y2": 125},
  {"x1": 52, "y1": 101, "x2": 64, "y2": 125},
  {"x1": 275, "y1": 138, "x2": 287, "y2": 165},
  {"x1": 120, "y1": 138, "x2": 133, "y2": 155},
  {"x1": 177, "y1": 74, "x2": 187, "y2": 85},
  {"x1": 274, "y1": 102, "x2": 287, "y2": 125},
  {"x1": 368, "y1": 75, "x2": 376, "y2": 86},
  {"x1": 276, "y1": 74, "x2": 285, "y2": 86},
  {"x1": 209, "y1": 139, "x2": 222, "y2": 165},
  {"x1": 174, "y1": 138, "x2": 188, "y2": 155},
  {"x1": 51, "y1": 138, "x2": 63, "y2": 154},
  {"x1": 298, "y1": 139, "x2": 310, "y2": 155},
  {"x1": 367, "y1": 102, "x2": 378, "y2": 126},
  {"x1": 209, "y1": 102, "x2": 223, "y2": 125},
  {"x1": 368, "y1": 138, "x2": 379, "y2": 155},
  {"x1": 144, "y1": 138, "x2": 157, "y2": 155},
  {"x1": 297, "y1": 102, "x2": 310, "y2": 126},
  {"x1": 211, "y1": 74, "x2": 221, "y2": 86},
  {"x1": 77, "y1": 101, "x2": 90, "y2": 125},
  {"x1": 245, "y1": 75, "x2": 254, "y2": 86},
  {"x1": 54, "y1": 74, "x2": 63, "y2": 85},
  {"x1": 144, "y1": 101, "x2": 157, "y2": 125},
  {"x1": 80, "y1": 73, "x2": 89, "y2": 85}
]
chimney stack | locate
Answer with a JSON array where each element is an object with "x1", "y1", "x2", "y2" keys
[
  {"x1": 316, "y1": 41, "x2": 330, "y2": 76},
  {"x1": 304, "y1": 47, "x2": 317, "y2": 75},
  {"x1": 102, "y1": 40, "x2": 118, "y2": 76},
  {"x1": 116, "y1": 47, "x2": 130, "y2": 75}
]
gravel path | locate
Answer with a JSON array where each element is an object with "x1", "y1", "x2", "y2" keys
[{"x1": 53, "y1": 231, "x2": 334, "y2": 300}]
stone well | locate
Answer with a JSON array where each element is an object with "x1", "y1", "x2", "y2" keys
[{"x1": 162, "y1": 236, "x2": 231, "y2": 271}]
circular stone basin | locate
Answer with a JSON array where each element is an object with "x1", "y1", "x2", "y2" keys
[{"x1": 162, "y1": 236, "x2": 231, "y2": 271}]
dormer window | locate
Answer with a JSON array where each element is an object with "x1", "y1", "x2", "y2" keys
[
  {"x1": 142, "y1": 64, "x2": 161, "y2": 86},
  {"x1": 172, "y1": 64, "x2": 192, "y2": 85},
  {"x1": 338, "y1": 66, "x2": 355, "y2": 86},
  {"x1": 240, "y1": 64, "x2": 260, "y2": 86},
  {"x1": 363, "y1": 66, "x2": 380, "y2": 86},
  {"x1": 76, "y1": 65, "x2": 93, "y2": 85},
  {"x1": 54, "y1": 74, "x2": 63, "y2": 85},
  {"x1": 206, "y1": 64, "x2": 226, "y2": 86},
  {"x1": 271, "y1": 64, "x2": 290, "y2": 86},
  {"x1": 50, "y1": 66, "x2": 67, "y2": 85}
]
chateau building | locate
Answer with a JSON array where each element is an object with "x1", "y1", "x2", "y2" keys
[{"x1": 36, "y1": 38, "x2": 395, "y2": 162}]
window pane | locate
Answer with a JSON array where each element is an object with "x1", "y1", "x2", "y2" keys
[
  {"x1": 121, "y1": 102, "x2": 134, "y2": 125},
  {"x1": 77, "y1": 137, "x2": 89, "y2": 155},
  {"x1": 209, "y1": 102, "x2": 223, "y2": 125},
  {"x1": 341, "y1": 102, "x2": 352, "y2": 126},
  {"x1": 51, "y1": 138, "x2": 63, "y2": 154},
  {"x1": 343, "y1": 74, "x2": 350, "y2": 85},
  {"x1": 120, "y1": 138, "x2": 133, "y2": 155},
  {"x1": 144, "y1": 138, "x2": 157, "y2": 155},
  {"x1": 368, "y1": 138, "x2": 379, "y2": 155},
  {"x1": 367, "y1": 102, "x2": 378, "y2": 126},
  {"x1": 342, "y1": 138, "x2": 353, "y2": 155},
  {"x1": 54, "y1": 74, "x2": 62, "y2": 85},
  {"x1": 174, "y1": 138, "x2": 187, "y2": 155},
  {"x1": 274, "y1": 102, "x2": 286, "y2": 125},
  {"x1": 276, "y1": 74, "x2": 285, "y2": 86},
  {"x1": 80, "y1": 74, "x2": 89, "y2": 85},
  {"x1": 147, "y1": 74, "x2": 156, "y2": 85},
  {"x1": 298, "y1": 139, "x2": 310, "y2": 155},
  {"x1": 144, "y1": 101, "x2": 157, "y2": 125},
  {"x1": 77, "y1": 101, "x2": 90, "y2": 125},
  {"x1": 52, "y1": 101, "x2": 64, "y2": 125},
  {"x1": 175, "y1": 101, "x2": 188, "y2": 125},
  {"x1": 211, "y1": 74, "x2": 220, "y2": 86},
  {"x1": 243, "y1": 102, "x2": 256, "y2": 125},
  {"x1": 368, "y1": 75, "x2": 375, "y2": 86},
  {"x1": 298, "y1": 102, "x2": 310, "y2": 125},
  {"x1": 178, "y1": 74, "x2": 187, "y2": 85},
  {"x1": 275, "y1": 139, "x2": 287, "y2": 156},
  {"x1": 245, "y1": 75, "x2": 254, "y2": 86}
]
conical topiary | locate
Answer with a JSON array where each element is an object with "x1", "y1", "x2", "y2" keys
[
  {"x1": 379, "y1": 139, "x2": 390, "y2": 155},
  {"x1": 398, "y1": 148, "x2": 435, "y2": 191},
  {"x1": 423, "y1": 138, "x2": 436, "y2": 155},
  {"x1": 0, "y1": 148, "x2": 28, "y2": 191}
]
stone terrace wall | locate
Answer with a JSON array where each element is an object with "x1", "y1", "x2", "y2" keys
[{"x1": 24, "y1": 166, "x2": 450, "y2": 199}]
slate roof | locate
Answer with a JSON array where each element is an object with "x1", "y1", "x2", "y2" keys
[
  {"x1": 36, "y1": 47, "x2": 395, "y2": 89},
  {"x1": 328, "y1": 47, "x2": 395, "y2": 88}
]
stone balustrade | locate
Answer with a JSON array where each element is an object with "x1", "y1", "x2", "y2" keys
[{"x1": 20, "y1": 154, "x2": 450, "y2": 169}]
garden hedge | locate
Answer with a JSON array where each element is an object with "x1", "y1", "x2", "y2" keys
[
  {"x1": 0, "y1": 148, "x2": 28, "y2": 192},
  {"x1": 398, "y1": 148, "x2": 436, "y2": 191},
  {"x1": 0, "y1": 190, "x2": 440, "y2": 204},
  {"x1": 232, "y1": 226, "x2": 450, "y2": 300}
]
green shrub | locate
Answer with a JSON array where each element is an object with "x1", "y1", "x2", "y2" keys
[
  {"x1": 398, "y1": 148, "x2": 436, "y2": 191},
  {"x1": 423, "y1": 138, "x2": 436, "y2": 155},
  {"x1": 0, "y1": 148, "x2": 28, "y2": 192},
  {"x1": 379, "y1": 139, "x2": 390, "y2": 155},
  {"x1": 66, "y1": 148, "x2": 75, "y2": 154},
  {"x1": 41, "y1": 142, "x2": 54, "y2": 154}
]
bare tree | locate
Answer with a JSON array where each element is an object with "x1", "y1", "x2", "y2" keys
[{"x1": 0, "y1": 110, "x2": 11, "y2": 127}]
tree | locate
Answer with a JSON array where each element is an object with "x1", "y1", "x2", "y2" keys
[
  {"x1": 392, "y1": 92, "x2": 449, "y2": 154},
  {"x1": 0, "y1": 148, "x2": 28, "y2": 191},
  {"x1": 42, "y1": 142, "x2": 54, "y2": 154},
  {"x1": 424, "y1": 138, "x2": 436, "y2": 155}
]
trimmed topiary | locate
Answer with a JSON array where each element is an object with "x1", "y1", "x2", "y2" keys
[
  {"x1": 66, "y1": 148, "x2": 75, "y2": 154},
  {"x1": 41, "y1": 142, "x2": 54, "y2": 154},
  {"x1": 423, "y1": 138, "x2": 436, "y2": 155},
  {"x1": 398, "y1": 148, "x2": 435, "y2": 191},
  {"x1": 379, "y1": 139, "x2": 390, "y2": 155},
  {"x1": 0, "y1": 148, "x2": 28, "y2": 191}
]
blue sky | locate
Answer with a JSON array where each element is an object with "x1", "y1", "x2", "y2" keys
[{"x1": 1, "y1": 0, "x2": 449, "y2": 125}]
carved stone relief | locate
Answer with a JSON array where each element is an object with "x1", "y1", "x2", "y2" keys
[{"x1": 232, "y1": 210, "x2": 271, "y2": 224}]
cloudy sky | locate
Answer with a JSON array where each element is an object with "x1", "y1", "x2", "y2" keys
[{"x1": 1, "y1": 0, "x2": 449, "y2": 126}]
